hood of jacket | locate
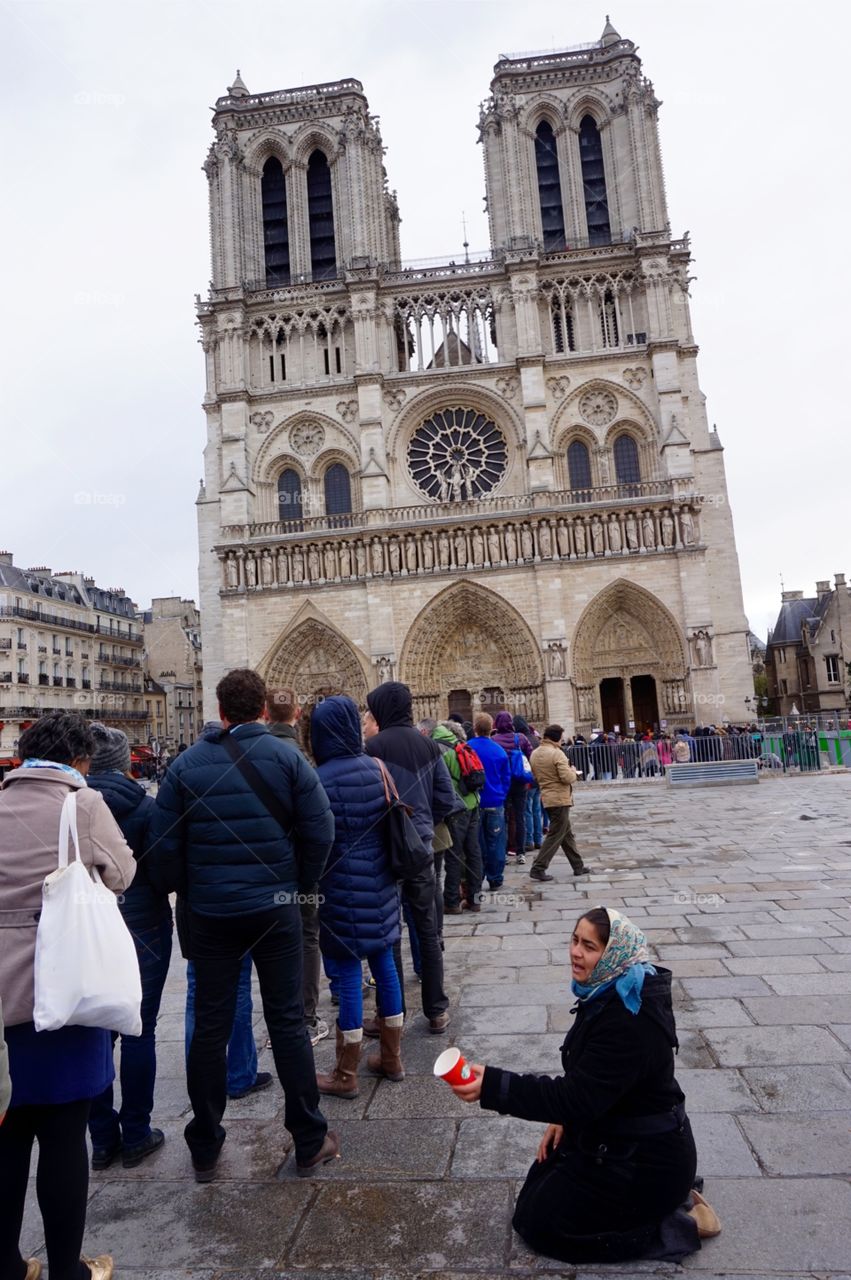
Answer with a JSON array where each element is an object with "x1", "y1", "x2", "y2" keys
[
  {"x1": 311, "y1": 695, "x2": 364, "y2": 765},
  {"x1": 431, "y1": 723, "x2": 458, "y2": 749},
  {"x1": 86, "y1": 770, "x2": 148, "y2": 819},
  {"x1": 367, "y1": 681, "x2": 413, "y2": 729},
  {"x1": 493, "y1": 711, "x2": 514, "y2": 732},
  {"x1": 635, "y1": 967, "x2": 677, "y2": 1046}
]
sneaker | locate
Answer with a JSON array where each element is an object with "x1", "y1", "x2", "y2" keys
[
  {"x1": 515, "y1": 853, "x2": 526, "y2": 865},
  {"x1": 294, "y1": 1129, "x2": 340, "y2": 1178},
  {"x1": 91, "y1": 1139, "x2": 122, "y2": 1172},
  {"x1": 122, "y1": 1128, "x2": 164, "y2": 1169},
  {"x1": 81, "y1": 1257, "x2": 114, "y2": 1280},
  {"x1": 228, "y1": 1070, "x2": 274, "y2": 1100},
  {"x1": 308, "y1": 1018, "x2": 330, "y2": 1047},
  {"x1": 529, "y1": 869, "x2": 554, "y2": 882}
]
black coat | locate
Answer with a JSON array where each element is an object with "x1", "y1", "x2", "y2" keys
[
  {"x1": 480, "y1": 968, "x2": 685, "y2": 1135},
  {"x1": 86, "y1": 772, "x2": 170, "y2": 931}
]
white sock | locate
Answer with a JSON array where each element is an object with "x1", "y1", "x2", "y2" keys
[
  {"x1": 341, "y1": 1027, "x2": 363, "y2": 1044},
  {"x1": 384, "y1": 1013, "x2": 404, "y2": 1028}
]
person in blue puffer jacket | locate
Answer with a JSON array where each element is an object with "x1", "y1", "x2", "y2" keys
[
  {"x1": 308, "y1": 695, "x2": 404, "y2": 1099},
  {"x1": 84, "y1": 723, "x2": 173, "y2": 1172}
]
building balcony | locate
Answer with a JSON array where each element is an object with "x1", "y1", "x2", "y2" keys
[
  {"x1": 0, "y1": 638, "x2": 11, "y2": 650},
  {"x1": 17, "y1": 674, "x2": 29, "y2": 685},
  {"x1": 82, "y1": 679, "x2": 91, "y2": 689},
  {"x1": 17, "y1": 642, "x2": 27, "y2": 650},
  {"x1": 52, "y1": 676, "x2": 63, "y2": 687},
  {"x1": 66, "y1": 677, "x2": 76, "y2": 688},
  {"x1": 0, "y1": 673, "x2": 11, "y2": 683},
  {"x1": 112, "y1": 656, "x2": 143, "y2": 668},
  {"x1": 38, "y1": 674, "x2": 49, "y2": 686}
]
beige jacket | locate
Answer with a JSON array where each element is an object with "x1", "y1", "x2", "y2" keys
[
  {"x1": 530, "y1": 739, "x2": 578, "y2": 809},
  {"x1": 0, "y1": 768, "x2": 136, "y2": 1027}
]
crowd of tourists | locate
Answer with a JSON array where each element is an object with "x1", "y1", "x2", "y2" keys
[{"x1": 0, "y1": 671, "x2": 719, "y2": 1277}]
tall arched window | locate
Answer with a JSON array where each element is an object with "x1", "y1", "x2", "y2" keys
[
  {"x1": 307, "y1": 150, "x2": 336, "y2": 280},
  {"x1": 613, "y1": 434, "x2": 641, "y2": 489},
  {"x1": 277, "y1": 468, "x2": 303, "y2": 525},
  {"x1": 579, "y1": 115, "x2": 611, "y2": 245},
  {"x1": 535, "y1": 121, "x2": 565, "y2": 251},
  {"x1": 261, "y1": 157, "x2": 290, "y2": 286},
  {"x1": 567, "y1": 441, "x2": 592, "y2": 496},
  {"x1": 324, "y1": 463, "x2": 353, "y2": 527}
]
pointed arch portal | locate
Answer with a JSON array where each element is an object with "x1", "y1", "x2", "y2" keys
[
  {"x1": 264, "y1": 618, "x2": 368, "y2": 707},
  {"x1": 401, "y1": 581, "x2": 546, "y2": 723}
]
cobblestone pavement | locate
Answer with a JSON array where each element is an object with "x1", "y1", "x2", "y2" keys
[{"x1": 21, "y1": 771, "x2": 851, "y2": 1278}]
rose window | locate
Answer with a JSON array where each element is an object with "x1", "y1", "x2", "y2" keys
[{"x1": 407, "y1": 407, "x2": 508, "y2": 501}]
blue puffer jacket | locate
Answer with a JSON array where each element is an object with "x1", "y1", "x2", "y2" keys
[
  {"x1": 147, "y1": 722, "x2": 334, "y2": 917},
  {"x1": 312, "y1": 697, "x2": 401, "y2": 961},
  {"x1": 86, "y1": 772, "x2": 171, "y2": 931}
]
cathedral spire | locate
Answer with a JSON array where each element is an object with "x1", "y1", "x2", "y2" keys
[
  {"x1": 227, "y1": 70, "x2": 250, "y2": 98},
  {"x1": 600, "y1": 15, "x2": 621, "y2": 46}
]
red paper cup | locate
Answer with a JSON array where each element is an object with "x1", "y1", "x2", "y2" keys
[{"x1": 434, "y1": 1047, "x2": 472, "y2": 1087}]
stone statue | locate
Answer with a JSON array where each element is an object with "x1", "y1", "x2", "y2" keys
[
  {"x1": 422, "y1": 534, "x2": 434, "y2": 570},
  {"x1": 504, "y1": 525, "x2": 517, "y2": 562},
  {"x1": 471, "y1": 529, "x2": 484, "y2": 565},
  {"x1": 538, "y1": 522, "x2": 552, "y2": 559},
  {"x1": 591, "y1": 518, "x2": 604, "y2": 556},
  {"x1": 661, "y1": 512, "x2": 675, "y2": 548},
  {"x1": 557, "y1": 519, "x2": 571, "y2": 558},
  {"x1": 292, "y1": 548, "x2": 305, "y2": 583},
  {"x1": 680, "y1": 509, "x2": 695, "y2": 547},
  {"x1": 520, "y1": 524, "x2": 534, "y2": 560},
  {"x1": 548, "y1": 643, "x2": 565, "y2": 678},
  {"x1": 437, "y1": 473, "x2": 450, "y2": 502},
  {"x1": 225, "y1": 554, "x2": 239, "y2": 589},
  {"x1": 642, "y1": 513, "x2": 655, "y2": 549},
  {"x1": 405, "y1": 537, "x2": 417, "y2": 573},
  {"x1": 376, "y1": 655, "x2": 393, "y2": 683},
  {"x1": 323, "y1": 544, "x2": 337, "y2": 580},
  {"x1": 355, "y1": 541, "x2": 367, "y2": 578},
  {"x1": 260, "y1": 550, "x2": 274, "y2": 586},
  {"x1": 488, "y1": 527, "x2": 501, "y2": 564},
  {"x1": 453, "y1": 529, "x2": 467, "y2": 567},
  {"x1": 448, "y1": 460, "x2": 469, "y2": 502},
  {"x1": 388, "y1": 539, "x2": 401, "y2": 573},
  {"x1": 693, "y1": 630, "x2": 712, "y2": 667},
  {"x1": 245, "y1": 556, "x2": 257, "y2": 588},
  {"x1": 438, "y1": 531, "x2": 450, "y2": 568},
  {"x1": 339, "y1": 542, "x2": 352, "y2": 578},
  {"x1": 307, "y1": 547, "x2": 321, "y2": 580},
  {"x1": 277, "y1": 549, "x2": 288, "y2": 581},
  {"x1": 574, "y1": 521, "x2": 586, "y2": 556},
  {"x1": 625, "y1": 515, "x2": 639, "y2": 550},
  {"x1": 371, "y1": 539, "x2": 384, "y2": 575},
  {"x1": 608, "y1": 518, "x2": 622, "y2": 554}
]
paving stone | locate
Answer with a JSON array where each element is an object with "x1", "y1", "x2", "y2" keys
[
  {"x1": 676, "y1": 1029, "x2": 714, "y2": 1068},
  {"x1": 365, "y1": 1074, "x2": 473, "y2": 1119},
  {"x1": 673, "y1": 998, "x2": 753, "y2": 1028},
  {"x1": 501, "y1": 932, "x2": 554, "y2": 949},
  {"x1": 90, "y1": 1119, "x2": 293, "y2": 1183},
  {"x1": 763, "y1": 971, "x2": 851, "y2": 995},
  {"x1": 290, "y1": 1182, "x2": 512, "y2": 1269},
  {"x1": 737, "y1": 1112, "x2": 851, "y2": 1175},
  {"x1": 653, "y1": 944, "x2": 732, "y2": 960},
  {"x1": 830, "y1": 1024, "x2": 851, "y2": 1049},
  {"x1": 721, "y1": 954, "x2": 826, "y2": 975},
  {"x1": 281, "y1": 1117, "x2": 456, "y2": 1180},
  {"x1": 742, "y1": 1064, "x2": 851, "y2": 1111},
  {"x1": 703, "y1": 1025, "x2": 848, "y2": 1066},
  {"x1": 676, "y1": 1068, "x2": 756, "y2": 1113},
  {"x1": 459, "y1": 983, "x2": 568, "y2": 1006},
  {"x1": 662, "y1": 958, "x2": 728, "y2": 977},
  {"x1": 742, "y1": 995, "x2": 851, "y2": 1024},
  {"x1": 81, "y1": 1181, "x2": 313, "y2": 1268},
  {"x1": 819, "y1": 952, "x2": 851, "y2": 971},
  {"x1": 454, "y1": 1032, "x2": 566, "y2": 1073},
  {"x1": 451, "y1": 1114, "x2": 543, "y2": 1177},
  {"x1": 453, "y1": 1005, "x2": 548, "y2": 1035},
  {"x1": 688, "y1": 1111, "x2": 760, "y2": 1175},
  {"x1": 740, "y1": 923, "x2": 840, "y2": 939}
]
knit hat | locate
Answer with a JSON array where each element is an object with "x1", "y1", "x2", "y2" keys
[{"x1": 89, "y1": 722, "x2": 131, "y2": 774}]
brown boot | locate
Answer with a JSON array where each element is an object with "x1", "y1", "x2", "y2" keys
[
  {"x1": 688, "y1": 1189, "x2": 722, "y2": 1238},
  {"x1": 366, "y1": 1017, "x2": 405, "y2": 1082},
  {"x1": 316, "y1": 1024, "x2": 361, "y2": 1099}
]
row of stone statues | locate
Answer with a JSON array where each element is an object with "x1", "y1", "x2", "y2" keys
[{"x1": 221, "y1": 504, "x2": 701, "y2": 589}]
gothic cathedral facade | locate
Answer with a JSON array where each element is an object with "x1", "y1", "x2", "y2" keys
[{"x1": 197, "y1": 21, "x2": 753, "y2": 733}]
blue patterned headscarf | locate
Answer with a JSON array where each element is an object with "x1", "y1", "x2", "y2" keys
[{"x1": 571, "y1": 907, "x2": 656, "y2": 1015}]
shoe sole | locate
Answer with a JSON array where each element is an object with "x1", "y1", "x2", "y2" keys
[
  {"x1": 295, "y1": 1143, "x2": 340, "y2": 1178},
  {"x1": 193, "y1": 1165, "x2": 218, "y2": 1183}
]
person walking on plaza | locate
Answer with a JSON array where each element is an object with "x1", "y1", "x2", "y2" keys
[
  {"x1": 84, "y1": 724, "x2": 173, "y2": 1172},
  {"x1": 306, "y1": 696, "x2": 404, "y2": 1095},
  {"x1": 467, "y1": 713, "x2": 511, "y2": 891},
  {"x1": 430, "y1": 720, "x2": 484, "y2": 914},
  {"x1": 266, "y1": 688, "x2": 329, "y2": 1047},
  {"x1": 529, "y1": 725, "x2": 588, "y2": 882},
  {"x1": 0, "y1": 712, "x2": 136, "y2": 1280},
  {"x1": 148, "y1": 669, "x2": 339, "y2": 1182},
  {"x1": 364, "y1": 681, "x2": 458, "y2": 1033}
]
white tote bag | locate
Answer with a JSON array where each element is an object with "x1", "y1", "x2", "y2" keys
[{"x1": 33, "y1": 791, "x2": 142, "y2": 1036}]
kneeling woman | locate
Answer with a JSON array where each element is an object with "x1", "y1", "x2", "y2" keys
[
  {"x1": 308, "y1": 695, "x2": 404, "y2": 1096},
  {"x1": 451, "y1": 907, "x2": 719, "y2": 1263}
]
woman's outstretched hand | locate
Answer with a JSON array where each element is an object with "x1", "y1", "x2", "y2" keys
[
  {"x1": 449, "y1": 1063, "x2": 485, "y2": 1102},
  {"x1": 536, "y1": 1124, "x2": 564, "y2": 1162}
]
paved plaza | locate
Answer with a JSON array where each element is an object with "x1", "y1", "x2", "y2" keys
[{"x1": 21, "y1": 770, "x2": 851, "y2": 1278}]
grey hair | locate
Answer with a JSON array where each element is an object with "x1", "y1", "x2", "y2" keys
[
  {"x1": 437, "y1": 718, "x2": 467, "y2": 741},
  {"x1": 417, "y1": 717, "x2": 438, "y2": 735}
]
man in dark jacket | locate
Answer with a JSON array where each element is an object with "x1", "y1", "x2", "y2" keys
[
  {"x1": 266, "y1": 687, "x2": 328, "y2": 1048},
  {"x1": 364, "y1": 681, "x2": 460, "y2": 1032},
  {"x1": 147, "y1": 668, "x2": 338, "y2": 1182}
]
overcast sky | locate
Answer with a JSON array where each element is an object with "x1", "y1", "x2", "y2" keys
[{"x1": 2, "y1": 0, "x2": 848, "y2": 639}]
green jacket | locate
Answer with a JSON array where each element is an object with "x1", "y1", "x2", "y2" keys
[{"x1": 431, "y1": 724, "x2": 479, "y2": 811}]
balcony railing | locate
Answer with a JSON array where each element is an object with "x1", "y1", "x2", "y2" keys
[
  {"x1": 0, "y1": 638, "x2": 10, "y2": 650},
  {"x1": 17, "y1": 642, "x2": 27, "y2": 650},
  {"x1": 53, "y1": 676, "x2": 63, "y2": 687},
  {"x1": 0, "y1": 606, "x2": 142, "y2": 644},
  {"x1": 81, "y1": 708, "x2": 148, "y2": 722},
  {"x1": 112, "y1": 656, "x2": 142, "y2": 668},
  {"x1": 38, "y1": 674, "x2": 49, "y2": 686},
  {"x1": 0, "y1": 673, "x2": 11, "y2": 683},
  {"x1": 82, "y1": 679, "x2": 91, "y2": 689},
  {"x1": 17, "y1": 674, "x2": 29, "y2": 684}
]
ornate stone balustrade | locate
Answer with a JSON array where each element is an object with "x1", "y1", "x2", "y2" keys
[{"x1": 217, "y1": 500, "x2": 702, "y2": 592}]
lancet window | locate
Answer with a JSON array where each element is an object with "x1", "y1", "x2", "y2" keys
[
  {"x1": 535, "y1": 121, "x2": 565, "y2": 251},
  {"x1": 394, "y1": 289, "x2": 497, "y2": 373},
  {"x1": 277, "y1": 468, "x2": 304, "y2": 526},
  {"x1": 261, "y1": 157, "x2": 290, "y2": 287},
  {"x1": 323, "y1": 463, "x2": 353, "y2": 526},
  {"x1": 307, "y1": 150, "x2": 336, "y2": 280},
  {"x1": 567, "y1": 441, "x2": 593, "y2": 495},
  {"x1": 613, "y1": 434, "x2": 641, "y2": 488},
  {"x1": 579, "y1": 115, "x2": 611, "y2": 245}
]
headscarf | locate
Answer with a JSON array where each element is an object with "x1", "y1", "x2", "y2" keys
[
  {"x1": 20, "y1": 759, "x2": 87, "y2": 784},
  {"x1": 571, "y1": 907, "x2": 655, "y2": 1015}
]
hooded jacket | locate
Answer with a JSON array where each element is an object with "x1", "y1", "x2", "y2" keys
[
  {"x1": 431, "y1": 723, "x2": 479, "y2": 812},
  {"x1": 493, "y1": 710, "x2": 534, "y2": 764},
  {"x1": 86, "y1": 771, "x2": 171, "y2": 929},
  {"x1": 147, "y1": 722, "x2": 334, "y2": 916},
  {"x1": 365, "y1": 682, "x2": 460, "y2": 847},
  {"x1": 311, "y1": 696, "x2": 401, "y2": 960},
  {"x1": 480, "y1": 968, "x2": 685, "y2": 1138}
]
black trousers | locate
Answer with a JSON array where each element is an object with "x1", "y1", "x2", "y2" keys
[
  {"x1": 399, "y1": 861, "x2": 448, "y2": 1020},
  {"x1": 444, "y1": 808, "x2": 483, "y2": 907},
  {"x1": 0, "y1": 1098, "x2": 92, "y2": 1280},
  {"x1": 184, "y1": 905, "x2": 327, "y2": 1166}
]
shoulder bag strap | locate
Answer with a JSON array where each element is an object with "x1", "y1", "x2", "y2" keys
[
  {"x1": 220, "y1": 731, "x2": 291, "y2": 835},
  {"x1": 57, "y1": 790, "x2": 80, "y2": 868},
  {"x1": 374, "y1": 756, "x2": 399, "y2": 805}
]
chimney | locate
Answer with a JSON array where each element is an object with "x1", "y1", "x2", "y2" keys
[
  {"x1": 835, "y1": 573, "x2": 847, "y2": 588},
  {"x1": 781, "y1": 590, "x2": 803, "y2": 602},
  {"x1": 0, "y1": 551, "x2": 13, "y2": 565},
  {"x1": 816, "y1": 580, "x2": 831, "y2": 596}
]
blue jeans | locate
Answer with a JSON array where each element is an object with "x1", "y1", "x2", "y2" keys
[
  {"x1": 479, "y1": 806, "x2": 507, "y2": 887},
  {"x1": 185, "y1": 953, "x2": 256, "y2": 1095},
  {"x1": 324, "y1": 949, "x2": 402, "y2": 1031},
  {"x1": 89, "y1": 913, "x2": 173, "y2": 1150},
  {"x1": 525, "y1": 787, "x2": 543, "y2": 847}
]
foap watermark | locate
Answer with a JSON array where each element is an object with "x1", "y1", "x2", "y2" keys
[
  {"x1": 273, "y1": 890, "x2": 325, "y2": 906},
  {"x1": 74, "y1": 290, "x2": 125, "y2": 309},
  {"x1": 673, "y1": 891, "x2": 724, "y2": 908},
  {"x1": 73, "y1": 90, "x2": 126, "y2": 108},
  {"x1": 73, "y1": 491, "x2": 126, "y2": 507},
  {"x1": 484, "y1": 891, "x2": 525, "y2": 908}
]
